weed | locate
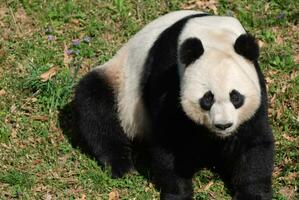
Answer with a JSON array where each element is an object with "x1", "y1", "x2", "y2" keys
[{"x1": 0, "y1": 0, "x2": 298, "y2": 199}]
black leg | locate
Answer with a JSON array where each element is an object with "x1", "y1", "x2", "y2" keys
[
  {"x1": 228, "y1": 141, "x2": 274, "y2": 200},
  {"x1": 73, "y1": 70, "x2": 133, "y2": 178},
  {"x1": 149, "y1": 145, "x2": 193, "y2": 200}
]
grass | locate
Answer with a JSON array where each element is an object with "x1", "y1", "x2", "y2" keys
[{"x1": 0, "y1": 0, "x2": 298, "y2": 199}]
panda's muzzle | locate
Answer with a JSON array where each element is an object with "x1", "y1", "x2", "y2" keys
[{"x1": 215, "y1": 123, "x2": 233, "y2": 130}]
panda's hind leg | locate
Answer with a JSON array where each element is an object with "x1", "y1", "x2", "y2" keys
[{"x1": 73, "y1": 70, "x2": 133, "y2": 178}]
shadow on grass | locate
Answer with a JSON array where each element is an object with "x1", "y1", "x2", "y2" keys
[{"x1": 58, "y1": 101, "x2": 82, "y2": 149}]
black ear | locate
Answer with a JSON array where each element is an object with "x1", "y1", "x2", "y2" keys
[
  {"x1": 179, "y1": 38, "x2": 204, "y2": 66},
  {"x1": 234, "y1": 33, "x2": 259, "y2": 61}
]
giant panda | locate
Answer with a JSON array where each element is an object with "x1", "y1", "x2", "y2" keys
[{"x1": 73, "y1": 10, "x2": 274, "y2": 200}]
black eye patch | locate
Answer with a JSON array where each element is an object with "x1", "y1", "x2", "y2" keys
[
  {"x1": 200, "y1": 91, "x2": 214, "y2": 110},
  {"x1": 230, "y1": 90, "x2": 245, "y2": 109}
]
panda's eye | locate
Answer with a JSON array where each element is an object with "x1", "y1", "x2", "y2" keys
[
  {"x1": 230, "y1": 90, "x2": 244, "y2": 109},
  {"x1": 200, "y1": 91, "x2": 214, "y2": 110}
]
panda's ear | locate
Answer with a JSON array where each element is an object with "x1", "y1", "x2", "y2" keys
[
  {"x1": 179, "y1": 38, "x2": 204, "y2": 66},
  {"x1": 234, "y1": 33, "x2": 259, "y2": 61}
]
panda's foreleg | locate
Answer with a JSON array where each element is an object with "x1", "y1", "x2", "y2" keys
[
  {"x1": 149, "y1": 145, "x2": 193, "y2": 200},
  {"x1": 74, "y1": 70, "x2": 133, "y2": 178},
  {"x1": 228, "y1": 140, "x2": 274, "y2": 200}
]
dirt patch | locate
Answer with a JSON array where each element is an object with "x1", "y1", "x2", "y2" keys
[
  {"x1": 14, "y1": 7, "x2": 36, "y2": 37},
  {"x1": 0, "y1": 6, "x2": 8, "y2": 25},
  {"x1": 0, "y1": 6, "x2": 37, "y2": 39}
]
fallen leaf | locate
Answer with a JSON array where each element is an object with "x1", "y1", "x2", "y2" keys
[
  {"x1": 31, "y1": 115, "x2": 49, "y2": 122},
  {"x1": 285, "y1": 172, "x2": 298, "y2": 181},
  {"x1": 101, "y1": 32, "x2": 113, "y2": 41},
  {"x1": 28, "y1": 97, "x2": 38, "y2": 103},
  {"x1": 40, "y1": 67, "x2": 57, "y2": 82},
  {"x1": 0, "y1": 89, "x2": 6, "y2": 96},
  {"x1": 181, "y1": 0, "x2": 218, "y2": 14},
  {"x1": 282, "y1": 133, "x2": 296, "y2": 142},
  {"x1": 204, "y1": 181, "x2": 214, "y2": 191},
  {"x1": 33, "y1": 159, "x2": 41, "y2": 165},
  {"x1": 279, "y1": 186, "x2": 296, "y2": 199},
  {"x1": 258, "y1": 39, "x2": 265, "y2": 48},
  {"x1": 181, "y1": 0, "x2": 197, "y2": 9},
  {"x1": 70, "y1": 18, "x2": 80, "y2": 26},
  {"x1": 109, "y1": 189, "x2": 119, "y2": 200}
]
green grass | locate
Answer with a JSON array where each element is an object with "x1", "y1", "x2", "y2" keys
[{"x1": 0, "y1": 0, "x2": 298, "y2": 199}]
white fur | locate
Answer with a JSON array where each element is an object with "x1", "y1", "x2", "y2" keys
[
  {"x1": 114, "y1": 10, "x2": 202, "y2": 139},
  {"x1": 96, "y1": 11, "x2": 261, "y2": 139},
  {"x1": 179, "y1": 18, "x2": 261, "y2": 136}
]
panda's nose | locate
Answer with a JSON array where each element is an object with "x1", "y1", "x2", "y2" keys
[{"x1": 215, "y1": 123, "x2": 233, "y2": 130}]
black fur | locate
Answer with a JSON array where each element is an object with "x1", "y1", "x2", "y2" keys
[
  {"x1": 179, "y1": 38, "x2": 204, "y2": 66},
  {"x1": 200, "y1": 91, "x2": 214, "y2": 111},
  {"x1": 230, "y1": 89, "x2": 245, "y2": 109},
  {"x1": 142, "y1": 13, "x2": 209, "y2": 118},
  {"x1": 141, "y1": 15, "x2": 273, "y2": 200},
  {"x1": 73, "y1": 13, "x2": 274, "y2": 200},
  {"x1": 234, "y1": 33, "x2": 259, "y2": 61},
  {"x1": 73, "y1": 70, "x2": 133, "y2": 178}
]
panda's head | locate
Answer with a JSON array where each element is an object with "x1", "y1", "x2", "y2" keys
[{"x1": 179, "y1": 34, "x2": 261, "y2": 138}]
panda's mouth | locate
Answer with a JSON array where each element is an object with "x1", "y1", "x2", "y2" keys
[
  {"x1": 213, "y1": 127, "x2": 234, "y2": 137},
  {"x1": 209, "y1": 121, "x2": 236, "y2": 136},
  {"x1": 215, "y1": 131, "x2": 232, "y2": 138}
]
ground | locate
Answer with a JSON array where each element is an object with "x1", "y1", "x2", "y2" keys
[{"x1": 0, "y1": 0, "x2": 298, "y2": 199}]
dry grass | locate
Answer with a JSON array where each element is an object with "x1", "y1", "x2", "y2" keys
[{"x1": 0, "y1": 0, "x2": 298, "y2": 199}]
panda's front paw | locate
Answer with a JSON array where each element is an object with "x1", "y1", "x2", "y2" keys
[
  {"x1": 110, "y1": 158, "x2": 134, "y2": 178},
  {"x1": 160, "y1": 192, "x2": 193, "y2": 200}
]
